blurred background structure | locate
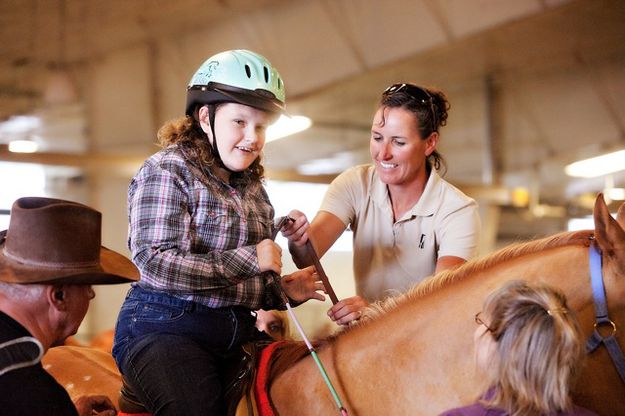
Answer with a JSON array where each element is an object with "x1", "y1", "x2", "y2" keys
[{"x1": 0, "y1": 0, "x2": 624, "y2": 340}]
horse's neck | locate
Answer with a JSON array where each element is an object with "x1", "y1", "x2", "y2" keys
[
  {"x1": 373, "y1": 243, "x2": 594, "y2": 332},
  {"x1": 271, "y1": 244, "x2": 592, "y2": 415}
]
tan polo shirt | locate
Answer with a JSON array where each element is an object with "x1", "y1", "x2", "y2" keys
[{"x1": 320, "y1": 164, "x2": 480, "y2": 302}]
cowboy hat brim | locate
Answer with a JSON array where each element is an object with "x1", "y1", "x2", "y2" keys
[{"x1": 0, "y1": 243, "x2": 139, "y2": 285}]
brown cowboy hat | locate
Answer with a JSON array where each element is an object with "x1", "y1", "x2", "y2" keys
[{"x1": 0, "y1": 197, "x2": 139, "y2": 285}]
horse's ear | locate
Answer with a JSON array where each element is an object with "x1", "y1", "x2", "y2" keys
[{"x1": 594, "y1": 193, "x2": 625, "y2": 257}]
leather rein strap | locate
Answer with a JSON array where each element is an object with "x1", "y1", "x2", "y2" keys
[
  {"x1": 305, "y1": 239, "x2": 339, "y2": 305},
  {"x1": 273, "y1": 216, "x2": 339, "y2": 305},
  {"x1": 586, "y1": 242, "x2": 625, "y2": 384}
]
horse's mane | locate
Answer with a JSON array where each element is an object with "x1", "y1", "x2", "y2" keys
[
  {"x1": 264, "y1": 340, "x2": 317, "y2": 408},
  {"x1": 265, "y1": 230, "x2": 593, "y2": 390},
  {"x1": 364, "y1": 229, "x2": 593, "y2": 320},
  {"x1": 266, "y1": 341, "x2": 314, "y2": 383}
]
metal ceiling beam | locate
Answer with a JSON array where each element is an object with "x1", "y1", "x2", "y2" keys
[
  {"x1": 574, "y1": 51, "x2": 625, "y2": 143},
  {"x1": 483, "y1": 74, "x2": 504, "y2": 186},
  {"x1": 319, "y1": 0, "x2": 369, "y2": 71}
]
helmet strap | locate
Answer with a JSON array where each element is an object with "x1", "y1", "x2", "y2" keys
[{"x1": 207, "y1": 104, "x2": 235, "y2": 174}]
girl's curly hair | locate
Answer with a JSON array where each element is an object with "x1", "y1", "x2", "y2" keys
[{"x1": 157, "y1": 114, "x2": 264, "y2": 188}]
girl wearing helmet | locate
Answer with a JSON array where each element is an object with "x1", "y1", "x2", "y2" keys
[{"x1": 112, "y1": 50, "x2": 325, "y2": 416}]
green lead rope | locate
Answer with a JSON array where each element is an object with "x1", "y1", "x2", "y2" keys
[
  {"x1": 271, "y1": 216, "x2": 348, "y2": 415},
  {"x1": 284, "y1": 303, "x2": 348, "y2": 415}
]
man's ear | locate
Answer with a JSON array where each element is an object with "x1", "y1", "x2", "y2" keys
[{"x1": 47, "y1": 285, "x2": 67, "y2": 311}]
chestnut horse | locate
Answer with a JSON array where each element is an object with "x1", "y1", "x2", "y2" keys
[
  {"x1": 44, "y1": 195, "x2": 625, "y2": 415},
  {"x1": 269, "y1": 194, "x2": 625, "y2": 415}
]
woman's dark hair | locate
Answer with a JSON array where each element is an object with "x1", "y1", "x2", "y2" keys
[
  {"x1": 379, "y1": 84, "x2": 450, "y2": 174},
  {"x1": 157, "y1": 112, "x2": 264, "y2": 188}
]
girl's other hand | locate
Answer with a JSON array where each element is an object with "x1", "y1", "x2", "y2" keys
[{"x1": 256, "y1": 239, "x2": 283, "y2": 275}]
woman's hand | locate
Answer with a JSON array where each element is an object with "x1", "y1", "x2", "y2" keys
[
  {"x1": 280, "y1": 210, "x2": 309, "y2": 247},
  {"x1": 256, "y1": 239, "x2": 283, "y2": 275},
  {"x1": 280, "y1": 266, "x2": 326, "y2": 303},
  {"x1": 328, "y1": 296, "x2": 369, "y2": 326},
  {"x1": 74, "y1": 395, "x2": 117, "y2": 416}
]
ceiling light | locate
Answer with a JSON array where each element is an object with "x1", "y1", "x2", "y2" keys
[
  {"x1": 8, "y1": 139, "x2": 39, "y2": 153},
  {"x1": 0, "y1": 115, "x2": 41, "y2": 134},
  {"x1": 605, "y1": 187, "x2": 625, "y2": 201},
  {"x1": 297, "y1": 151, "x2": 357, "y2": 175},
  {"x1": 266, "y1": 115, "x2": 311, "y2": 143},
  {"x1": 565, "y1": 150, "x2": 625, "y2": 178}
]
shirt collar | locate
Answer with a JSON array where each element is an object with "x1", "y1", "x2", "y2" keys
[
  {"x1": 370, "y1": 167, "x2": 441, "y2": 218},
  {"x1": 410, "y1": 169, "x2": 440, "y2": 217}
]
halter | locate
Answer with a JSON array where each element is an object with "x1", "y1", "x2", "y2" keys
[{"x1": 586, "y1": 242, "x2": 625, "y2": 383}]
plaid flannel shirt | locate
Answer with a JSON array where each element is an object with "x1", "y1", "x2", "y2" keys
[{"x1": 128, "y1": 145, "x2": 284, "y2": 310}]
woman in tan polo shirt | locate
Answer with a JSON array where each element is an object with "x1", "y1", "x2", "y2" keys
[{"x1": 286, "y1": 83, "x2": 481, "y2": 325}]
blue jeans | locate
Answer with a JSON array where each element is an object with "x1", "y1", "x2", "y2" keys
[{"x1": 113, "y1": 286, "x2": 266, "y2": 416}]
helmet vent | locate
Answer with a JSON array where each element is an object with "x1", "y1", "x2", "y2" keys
[
  {"x1": 245, "y1": 64, "x2": 252, "y2": 78},
  {"x1": 278, "y1": 78, "x2": 282, "y2": 90},
  {"x1": 263, "y1": 66, "x2": 269, "y2": 83}
]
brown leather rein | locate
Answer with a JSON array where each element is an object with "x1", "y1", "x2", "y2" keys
[{"x1": 273, "y1": 216, "x2": 339, "y2": 305}]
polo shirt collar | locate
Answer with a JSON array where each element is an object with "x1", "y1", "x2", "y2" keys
[
  {"x1": 411, "y1": 169, "x2": 440, "y2": 217},
  {"x1": 370, "y1": 168, "x2": 390, "y2": 207},
  {"x1": 370, "y1": 167, "x2": 441, "y2": 218}
]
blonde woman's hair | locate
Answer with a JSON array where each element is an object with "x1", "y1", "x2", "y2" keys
[{"x1": 479, "y1": 280, "x2": 585, "y2": 416}]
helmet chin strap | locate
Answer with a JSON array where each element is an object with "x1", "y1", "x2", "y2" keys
[{"x1": 207, "y1": 104, "x2": 235, "y2": 174}]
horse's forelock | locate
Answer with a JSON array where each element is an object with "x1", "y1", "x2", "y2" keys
[{"x1": 359, "y1": 230, "x2": 593, "y2": 322}]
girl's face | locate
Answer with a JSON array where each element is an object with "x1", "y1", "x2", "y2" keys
[
  {"x1": 200, "y1": 102, "x2": 277, "y2": 172},
  {"x1": 369, "y1": 106, "x2": 438, "y2": 187}
]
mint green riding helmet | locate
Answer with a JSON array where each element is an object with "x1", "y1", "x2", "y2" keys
[{"x1": 186, "y1": 49, "x2": 286, "y2": 116}]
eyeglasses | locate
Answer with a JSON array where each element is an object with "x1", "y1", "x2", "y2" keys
[
  {"x1": 474, "y1": 312, "x2": 494, "y2": 332},
  {"x1": 382, "y1": 83, "x2": 437, "y2": 129}
]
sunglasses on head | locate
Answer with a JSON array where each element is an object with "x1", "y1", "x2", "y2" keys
[
  {"x1": 382, "y1": 83, "x2": 437, "y2": 130},
  {"x1": 383, "y1": 83, "x2": 433, "y2": 104}
]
